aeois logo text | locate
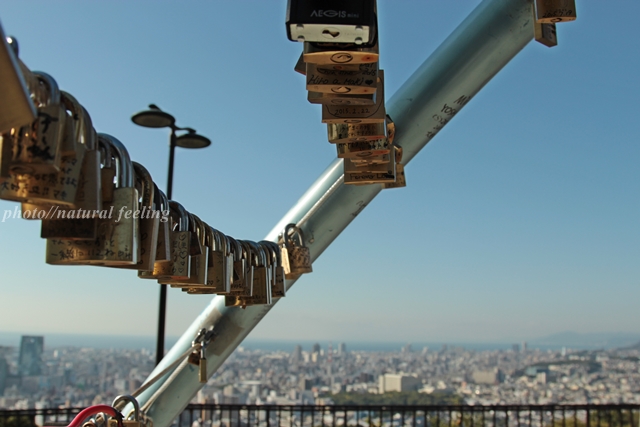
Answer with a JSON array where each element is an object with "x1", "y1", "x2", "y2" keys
[{"x1": 310, "y1": 10, "x2": 347, "y2": 18}]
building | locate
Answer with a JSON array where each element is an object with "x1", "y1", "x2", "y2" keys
[
  {"x1": 0, "y1": 356, "x2": 7, "y2": 395},
  {"x1": 378, "y1": 374, "x2": 421, "y2": 393},
  {"x1": 338, "y1": 343, "x2": 346, "y2": 355},
  {"x1": 18, "y1": 336, "x2": 44, "y2": 377},
  {"x1": 291, "y1": 345, "x2": 302, "y2": 363},
  {"x1": 472, "y1": 369, "x2": 503, "y2": 385}
]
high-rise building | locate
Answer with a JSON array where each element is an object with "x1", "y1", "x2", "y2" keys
[
  {"x1": 291, "y1": 345, "x2": 302, "y2": 363},
  {"x1": 18, "y1": 336, "x2": 44, "y2": 377},
  {"x1": 0, "y1": 356, "x2": 8, "y2": 395},
  {"x1": 312, "y1": 343, "x2": 321, "y2": 354},
  {"x1": 521, "y1": 341, "x2": 528, "y2": 352},
  {"x1": 338, "y1": 342, "x2": 346, "y2": 355}
]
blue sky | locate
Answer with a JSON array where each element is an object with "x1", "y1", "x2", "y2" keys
[{"x1": 0, "y1": 1, "x2": 638, "y2": 345}]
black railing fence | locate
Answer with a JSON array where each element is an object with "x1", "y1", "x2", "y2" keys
[{"x1": 1, "y1": 405, "x2": 639, "y2": 427}]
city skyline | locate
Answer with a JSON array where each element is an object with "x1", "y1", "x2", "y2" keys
[{"x1": 0, "y1": 1, "x2": 637, "y2": 344}]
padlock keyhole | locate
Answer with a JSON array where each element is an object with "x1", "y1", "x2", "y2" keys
[{"x1": 322, "y1": 29, "x2": 340, "y2": 39}]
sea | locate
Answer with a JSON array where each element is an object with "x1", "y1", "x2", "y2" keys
[{"x1": 0, "y1": 331, "x2": 616, "y2": 352}]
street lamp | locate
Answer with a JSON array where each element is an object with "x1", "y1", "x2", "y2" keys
[{"x1": 131, "y1": 104, "x2": 211, "y2": 366}]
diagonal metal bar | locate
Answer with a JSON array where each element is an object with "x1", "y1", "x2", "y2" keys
[{"x1": 136, "y1": 0, "x2": 536, "y2": 425}]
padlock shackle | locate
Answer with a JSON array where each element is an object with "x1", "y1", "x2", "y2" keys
[
  {"x1": 97, "y1": 133, "x2": 133, "y2": 188},
  {"x1": 240, "y1": 240, "x2": 258, "y2": 267},
  {"x1": 190, "y1": 214, "x2": 207, "y2": 245},
  {"x1": 205, "y1": 226, "x2": 221, "y2": 252},
  {"x1": 284, "y1": 223, "x2": 305, "y2": 247},
  {"x1": 60, "y1": 91, "x2": 91, "y2": 151},
  {"x1": 32, "y1": 71, "x2": 60, "y2": 105},
  {"x1": 168, "y1": 201, "x2": 189, "y2": 232},
  {"x1": 247, "y1": 241, "x2": 265, "y2": 266},
  {"x1": 98, "y1": 137, "x2": 113, "y2": 169},
  {"x1": 261, "y1": 240, "x2": 281, "y2": 267},
  {"x1": 133, "y1": 162, "x2": 154, "y2": 209},
  {"x1": 111, "y1": 395, "x2": 140, "y2": 421},
  {"x1": 227, "y1": 236, "x2": 242, "y2": 262}
]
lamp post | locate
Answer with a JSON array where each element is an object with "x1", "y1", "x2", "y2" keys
[{"x1": 131, "y1": 104, "x2": 211, "y2": 366}]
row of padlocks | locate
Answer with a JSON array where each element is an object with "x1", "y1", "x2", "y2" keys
[
  {"x1": 533, "y1": 0, "x2": 577, "y2": 48},
  {"x1": 286, "y1": 0, "x2": 406, "y2": 188},
  {"x1": 0, "y1": 30, "x2": 312, "y2": 308}
]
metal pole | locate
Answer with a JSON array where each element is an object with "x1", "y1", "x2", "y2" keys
[
  {"x1": 136, "y1": 0, "x2": 536, "y2": 424},
  {"x1": 155, "y1": 129, "x2": 177, "y2": 366}
]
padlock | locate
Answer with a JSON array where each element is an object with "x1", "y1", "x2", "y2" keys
[
  {"x1": 534, "y1": 20, "x2": 558, "y2": 48},
  {"x1": 308, "y1": 90, "x2": 375, "y2": 106},
  {"x1": 166, "y1": 214, "x2": 209, "y2": 287},
  {"x1": 98, "y1": 137, "x2": 116, "y2": 204},
  {"x1": 105, "y1": 162, "x2": 158, "y2": 271},
  {"x1": 328, "y1": 122, "x2": 386, "y2": 143},
  {"x1": 239, "y1": 240, "x2": 256, "y2": 296},
  {"x1": 265, "y1": 241, "x2": 286, "y2": 298},
  {"x1": 225, "y1": 241, "x2": 271, "y2": 307},
  {"x1": 36, "y1": 103, "x2": 101, "y2": 238},
  {"x1": 386, "y1": 115, "x2": 395, "y2": 144},
  {"x1": 73, "y1": 106, "x2": 102, "y2": 213},
  {"x1": 203, "y1": 227, "x2": 232, "y2": 293},
  {"x1": 350, "y1": 152, "x2": 391, "y2": 166},
  {"x1": 344, "y1": 155, "x2": 396, "y2": 185},
  {"x1": 280, "y1": 224, "x2": 313, "y2": 279},
  {"x1": 226, "y1": 241, "x2": 270, "y2": 307},
  {"x1": 336, "y1": 139, "x2": 390, "y2": 158},
  {"x1": 382, "y1": 145, "x2": 406, "y2": 189},
  {"x1": 303, "y1": 40, "x2": 379, "y2": 65},
  {"x1": 198, "y1": 344, "x2": 207, "y2": 384},
  {"x1": 45, "y1": 134, "x2": 140, "y2": 266},
  {"x1": 306, "y1": 62, "x2": 377, "y2": 95},
  {"x1": 154, "y1": 201, "x2": 192, "y2": 281},
  {"x1": 247, "y1": 241, "x2": 272, "y2": 305},
  {"x1": 0, "y1": 30, "x2": 36, "y2": 134},
  {"x1": 294, "y1": 53, "x2": 306, "y2": 75},
  {"x1": 111, "y1": 395, "x2": 142, "y2": 427},
  {"x1": 137, "y1": 186, "x2": 171, "y2": 279},
  {"x1": 535, "y1": 0, "x2": 576, "y2": 23},
  {"x1": 260, "y1": 241, "x2": 286, "y2": 299},
  {"x1": 322, "y1": 70, "x2": 385, "y2": 124},
  {"x1": 1, "y1": 91, "x2": 88, "y2": 208},
  {"x1": 286, "y1": 0, "x2": 377, "y2": 45},
  {"x1": 225, "y1": 237, "x2": 252, "y2": 296},
  {"x1": 9, "y1": 72, "x2": 63, "y2": 175},
  {"x1": 153, "y1": 187, "x2": 171, "y2": 264},
  {"x1": 345, "y1": 156, "x2": 392, "y2": 172}
]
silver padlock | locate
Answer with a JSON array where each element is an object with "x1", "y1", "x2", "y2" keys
[{"x1": 280, "y1": 224, "x2": 312, "y2": 279}]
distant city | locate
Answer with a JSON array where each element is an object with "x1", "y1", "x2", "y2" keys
[{"x1": 1, "y1": 334, "x2": 640, "y2": 410}]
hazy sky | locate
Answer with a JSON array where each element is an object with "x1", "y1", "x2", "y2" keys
[{"x1": 0, "y1": 1, "x2": 638, "y2": 345}]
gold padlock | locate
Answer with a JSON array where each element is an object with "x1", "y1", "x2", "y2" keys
[
  {"x1": 226, "y1": 242, "x2": 272, "y2": 307},
  {"x1": 535, "y1": 0, "x2": 576, "y2": 23},
  {"x1": 9, "y1": 72, "x2": 64, "y2": 175},
  {"x1": 306, "y1": 62, "x2": 378, "y2": 95},
  {"x1": 328, "y1": 122, "x2": 386, "y2": 143},
  {"x1": 36, "y1": 102, "x2": 101, "y2": 239},
  {"x1": 280, "y1": 224, "x2": 312, "y2": 279},
  {"x1": 45, "y1": 134, "x2": 140, "y2": 266},
  {"x1": 303, "y1": 41, "x2": 379, "y2": 65},
  {"x1": 383, "y1": 145, "x2": 406, "y2": 189},
  {"x1": 153, "y1": 186, "x2": 171, "y2": 265},
  {"x1": 1, "y1": 91, "x2": 87, "y2": 208},
  {"x1": 336, "y1": 139, "x2": 391, "y2": 158},
  {"x1": 308, "y1": 91, "x2": 375, "y2": 106},
  {"x1": 534, "y1": 19, "x2": 558, "y2": 48},
  {"x1": 321, "y1": 70, "x2": 385, "y2": 124}
]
